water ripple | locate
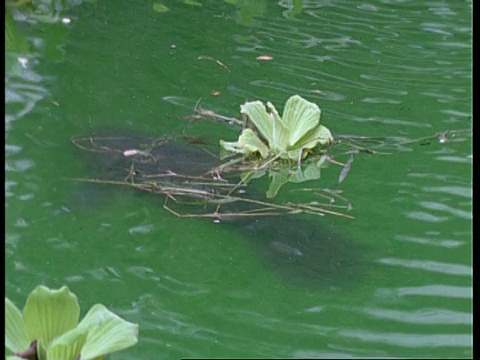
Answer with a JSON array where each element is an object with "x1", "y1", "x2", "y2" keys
[
  {"x1": 422, "y1": 186, "x2": 471, "y2": 198},
  {"x1": 214, "y1": 308, "x2": 335, "y2": 335},
  {"x1": 406, "y1": 211, "x2": 448, "y2": 223},
  {"x1": 128, "y1": 224, "x2": 154, "y2": 235},
  {"x1": 419, "y1": 201, "x2": 471, "y2": 220},
  {"x1": 5, "y1": 159, "x2": 35, "y2": 172},
  {"x1": 392, "y1": 285, "x2": 472, "y2": 299},
  {"x1": 5, "y1": 57, "x2": 48, "y2": 129},
  {"x1": 394, "y1": 235, "x2": 464, "y2": 248},
  {"x1": 361, "y1": 307, "x2": 471, "y2": 325},
  {"x1": 378, "y1": 258, "x2": 472, "y2": 276},
  {"x1": 435, "y1": 155, "x2": 472, "y2": 164},
  {"x1": 339, "y1": 330, "x2": 471, "y2": 348}
]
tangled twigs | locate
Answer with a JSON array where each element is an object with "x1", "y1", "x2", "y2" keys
[
  {"x1": 187, "y1": 99, "x2": 244, "y2": 126},
  {"x1": 66, "y1": 176, "x2": 354, "y2": 219},
  {"x1": 69, "y1": 131, "x2": 357, "y2": 219}
]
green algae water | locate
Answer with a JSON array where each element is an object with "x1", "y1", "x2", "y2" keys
[{"x1": 6, "y1": 1, "x2": 472, "y2": 358}]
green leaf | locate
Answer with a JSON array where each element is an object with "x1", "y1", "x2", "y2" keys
[
  {"x1": 266, "y1": 171, "x2": 290, "y2": 198},
  {"x1": 5, "y1": 298, "x2": 30, "y2": 354},
  {"x1": 5, "y1": 286, "x2": 136, "y2": 360},
  {"x1": 293, "y1": 124, "x2": 334, "y2": 150},
  {"x1": 289, "y1": 163, "x2": 321, "y2": 183},
  {"x1": 22, "y1": 286, "x2": 80, "y2": 352},
  {"x1": 266, "y1": 102, "x2": 289, "y2": 154},
  {"x1": 282, "y1": 95, "x2": 321, "y2": 147},
  {"x1": 240, "y1": 101, "x2": 273, "y2": 146},
  {"x1": 47, "y1": 325, "x2": 89, "y2": 360},
  {"x1": 46, "y1": 335, "x2": 86, "y2": 360},
  {"x1": 79, "y1": 304, "x2": 139, "y2": 360},
  {"x1": 220, "y1": 140, "x2": 248, "y2": 157},
  {"x1": 220, "y1": 129, "x2": 269, "y2": 158},
  {"x1": 238, "y1": 129, "x2": 270, "y2": 158}
]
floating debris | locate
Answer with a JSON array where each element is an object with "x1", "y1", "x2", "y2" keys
[
  {"x1": 256, "y1": 55, "x2": 273, "y2": 61},
  {"x1": 197, "y1": 55, "x2": 230, "y2": 72},
  {"x1": 338, "y1": 153, "x2": 355, "y2": 184}
]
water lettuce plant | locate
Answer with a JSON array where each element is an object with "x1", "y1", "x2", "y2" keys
[
  {"x1": 218, "y1": 95, "x2": 334, "y2": 197},
  {"x1": 220, "y1": 95, "x2": 333, "y2": 161},
  {"x1": 5, "y1": 285, "x2": 138, "y2": 360}
]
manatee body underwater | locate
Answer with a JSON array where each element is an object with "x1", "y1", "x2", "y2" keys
[{"x1": 72, "y1": 129, "x2": 366, "y2": 289}]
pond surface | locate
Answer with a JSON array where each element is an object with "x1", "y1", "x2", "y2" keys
[{"x1": 5, "y1": 0, "x2": 472, "y2": 358}]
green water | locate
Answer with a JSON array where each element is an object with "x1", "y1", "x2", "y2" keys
[{"x1": 6, "y1": 1, "x2": 472, "y2": 358}]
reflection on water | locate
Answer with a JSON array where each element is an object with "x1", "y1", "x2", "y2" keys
[{"x1": 5, "y1": 60, "x2": 48, "y2": 130}]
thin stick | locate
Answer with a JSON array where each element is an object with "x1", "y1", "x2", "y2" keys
[
  {"x1": 197, "y1": 55, "x2": 231, "y2": 72},
  {"x1": 66, "y1": 177, "x2": 354, "y2": 218}
]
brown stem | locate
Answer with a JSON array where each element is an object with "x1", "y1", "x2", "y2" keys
[{"x1": 13, "y1": 340, "x2": 38, "y2": 360}]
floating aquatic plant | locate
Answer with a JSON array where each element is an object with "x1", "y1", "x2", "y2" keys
[
  {"x1": 5, "y1": 285, "x2": 138, "y2": 360},
  {"x1": 218, "y1": 95, "x2": 334, "y2": 196},
  {"x1": 220, "y1": 95, "x2": 333, "y2": 161}
]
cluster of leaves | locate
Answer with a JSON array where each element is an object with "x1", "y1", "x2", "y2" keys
[
  {"x1": 220, "y1": 95, "x2": 334, "y2": 197},
  {"x1": 220, "y1": 95, "x2": 333, "y2": 161},
  {"x1": 5, "y1": 285, "x2": 138, "y2": 360}
]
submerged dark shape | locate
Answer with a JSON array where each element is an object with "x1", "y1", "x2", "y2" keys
[
  {"x1": 72, "y1": 129, "x2": 366, "y2": 288},
  {"x1": 237, "y1": 216, "x2": 364, "y2": 288},
  {"x1": 73, "y1": 130, "x2": 222, "y2": 181}
]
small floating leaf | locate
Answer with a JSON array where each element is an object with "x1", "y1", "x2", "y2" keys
[
  {"x1": 153, "y1": 3, "x2": 169, "y2": 12},
  {"x1": 183, "y1": 0, "x2": 203, "y2": 6}
]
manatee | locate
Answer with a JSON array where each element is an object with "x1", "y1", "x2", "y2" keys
[{"x1": 72, "y1": 129, "x2": 366, "y2": 288}]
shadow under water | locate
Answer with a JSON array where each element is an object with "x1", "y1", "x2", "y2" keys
[
  {"x1": 238, "y1": 216, "x2": 365, "y2": 289},
  {"x1": 71, "y1": 129, "x2": 366, "y2": 289}
]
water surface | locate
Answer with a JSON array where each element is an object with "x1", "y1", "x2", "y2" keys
[{"x1": 5, "y1": 0, "x2": 472, "y2": 358}]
